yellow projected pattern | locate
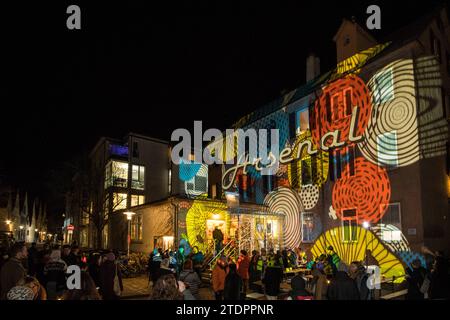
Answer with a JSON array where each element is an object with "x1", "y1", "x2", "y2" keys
[
  {"x1": 287, "y1": 131, "x2": 329, "y2": 188},
  {"x1": 186, "y1": 200, "x2": 230, "y2": 253},
  {"x1": 311, "y1": 226, "x2": 405, "y2": 283}
]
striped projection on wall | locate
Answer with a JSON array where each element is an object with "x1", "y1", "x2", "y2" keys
[{"x1": 311, "y1": 226, "x2": 405, "y2": 282}]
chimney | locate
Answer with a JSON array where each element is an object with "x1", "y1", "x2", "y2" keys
[{"x1": 306, "y1": 53, "x2": 320, "y2": 82}]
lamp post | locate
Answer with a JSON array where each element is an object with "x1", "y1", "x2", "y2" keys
[
  {"x1": 362, "y1": 221, "x2": 370, "y2": 267},
  {"x1": 123, "y1": 211, "x2": 136, "y2": 257},
  {"x1": 19, "y1": 225, "x2": 24, "y2": 241}
]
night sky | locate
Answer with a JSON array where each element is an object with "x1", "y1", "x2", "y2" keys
[{"x1": 0, "y1": 1, "x2": 447, "y2": 228}]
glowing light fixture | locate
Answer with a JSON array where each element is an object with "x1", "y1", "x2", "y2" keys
[
  {"x1": 362, "y1": 221, "x2": 370, "y2": 229},
  {"x1": 5, "y1": 220, "x2": 11, "y2": 225}
]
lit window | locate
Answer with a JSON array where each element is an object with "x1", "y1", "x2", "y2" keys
[
  {"x1": 131, "y1": 195, "x2": 145, "y2": 207},
  {"x1": 113, "y1": 193, "x2": 127, "y2": 211},
  {"x1": 105, "y1": 161, "x2": 129, "y2": 188},
  {"x1": 301, "y1": 212, "x2": 315, "y2": 242},
  {"x1": 131, "y1": 215, "x2": 143, "y2": 241},
  {"x1": 168, "y1": 169, "x2": 172, "y2": 194},
  {"x1": 342, "y1": 209, "x2": 358, "y2": 242},
  {"x1": 381, "y1": 203, "x2": 401, "y2": 230},
  {"x1": 372, "y1": 68, "x2": 394, "y2": 104},
  {"x1": 131, "y1": 165, "x2": 145, "y2": 190},
  {"x1": 102, "y1": 224, "x2": 109, "y2": 249},
  {"x1": 296, "y1": 108, "x2": 310, "y2": 135},
  {"x1": 377, "y1": 131, "x2": 398, "y2": 167}
]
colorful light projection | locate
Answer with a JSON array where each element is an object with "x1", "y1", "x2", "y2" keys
[
  {"x1": 287, "y1": 130, "x2": 329, "y2": 188},
  {"x1": 370, "y1": 224, "x2": 410, "y2": 253},
  {"x1": 311, "y1": 226, "x2": 405, "y2": 282},
  {"x1": 264, "y1": 187, "x2": 303, "y2": 249},
  {"x1": 185, "y1": 200, "x2": 230, "y2": 253},
  {"x1": 358, "y1": 58, "x2": 448, "y2": 167},
  {"x1": 311, "y1": 75, "x2": 372, "y2": 149},
  {"x1": 183, "y1": 163, "x2": 208, "y2": 198},
  {"x1": 179, "y1": 160, "x2": 202, "y2": 182},
  {"x1": 397, "y1": 251, "x2": 427, "y2": 271},
  {"x1": 299, "y1": 184, "x2": 320, "y2": 210},
  {"x1": 332, "y1": 42, "x2": 391, "y2": 79},
  {"x1": 332, "y1": 157, "x2": 391, "y2": 224}
]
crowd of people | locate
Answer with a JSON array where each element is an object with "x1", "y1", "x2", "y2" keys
[
  {"x1": 0, "y1": 241, "x2": 124, "y2": 300},
  {"x1": 1, "y1": 239, "x2": 448, "y2": 301}
]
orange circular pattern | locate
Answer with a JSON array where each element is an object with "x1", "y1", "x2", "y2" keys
[
  {"x1": 332, "y1": 157, "x2": 391, "y2": 224},
  {"x1": 312, "y1": 75, "x2": 372, "y2": 148}
]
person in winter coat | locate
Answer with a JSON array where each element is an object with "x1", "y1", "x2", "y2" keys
[
  {"x1": 27, "y1": 243, "x2": 39, "y2": 277},
  {"x1": 62, "y1": 271, "x2": 101, "y2": 300},
  {"x1": 149, "y1": 273, "x2": 194, "y2": 300},
  {"x1": 311, "y1": 263, "x2": 328, "y2": 300},
  {"x1": 212, "y1": 257, "x2": 228, "y2": 300},
  {"x1": 349, "y1": 261, "x2": 370, "y2": 300},
  {"x1": 43, "y1": 249, "x2": 67, "y2": 300},
  {"x1": 99, "y1": 252, "x2": 123, "y2": 300},
  {"x1": 224, "y1": 263, "x2": 243, "y2": 300},
  {"x1": 88, "y1": 254, "x2": 101, "y2": 288},
  {"x1": 149, "y1": 248, "x2": 162, "y2": 284},
  {"x1": 287, "y1": 275, "x2": 314, "y2": 300},
  {"x1": 429, "y1": 256, "x2": 449, "y2": 299},
  {"x1": 263, "y1": 256, "x2": 284, "y2": 300},
  {"x1": 327, "y1": 263, "x2": 360, "y2": 300},
  {"x1": 237, "y1": 250, "x2": 250, "y2": 294},
  {"x1": 406, "y1": 259, "x2": 427, "y2": 300},
  {"x1": 249, "y1": 250, "x2": 263, "y2": 291},
  {"x1": 179, "y1": 259, "x2": 202, "y2": 299},
  {"x1": 0, "y1": 242, "x2": 27, "y2": 299}
]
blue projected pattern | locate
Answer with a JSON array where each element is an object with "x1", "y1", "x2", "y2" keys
[{"x1": 110, "y1": 144, "x2": 129, "y2": 157}]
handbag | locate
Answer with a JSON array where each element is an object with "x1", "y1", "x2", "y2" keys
[{"x1": 113, "y1": 264, "x2": 122, "y2": 296}]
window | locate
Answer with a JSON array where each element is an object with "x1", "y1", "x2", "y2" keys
[
  {"x1": 296, "y1": 108, "x2": 310, "y2": 135},
  {"x1": 342, "y1": 209, "x2": 358, "y2": 242},
  {"x1": 105, "y1": 161, "x2": 129, "y2": 188},
  {"x1": 377, "y1": 131, "x2": 398, "y2": 167},
  {"x1": 331, "y1": 149, "x2": 342, "y2": 180},
  {"x1": 211, "y1": 184, "x2": 217, "y2": 199},
  {"x1": 381, "y1": 203, "x2": 401, "y2": 231},
  {"x1": 102, "y1": 224, "x2": 109, "y2": 249},
  {"x1": 344, "y1": 35, "x2": 350, "y2": 46},
  {"x1": 301, "y1": 159, "x2": 312, "y2": 185},
  {"x1": 372, "y1": 68, "x2": 394, "y2": 104},
  {"x1": 131, "y1": 195, "x2": 145, "y2": 207},
  {"x1": 332, "y1": 93, "x2": 341, "y2": 121},
  {"x1": 80, "y1": 228, "x2": 88, "y2": 248},
  {"x1": 131, "y1": 165, "x2": 145, "y2": 190},
  {"x1": 113, "y1": 193, "x2": 127, "y2": 211},
  {"x1": 168, "y1": 169, "x2": 172, "y2": 194},
  {"x1": 109, "y1": 144, "x2": 128, "y2": 157},
  {"x1": 131, "y1": 214, "x2": 143, "y2": 241},
  {"x1": 301, "y1": 212, "x2": 315, "y2": 242},
  {"x1": 132, "y1": 142, "x2": 139, "y2": 158}
]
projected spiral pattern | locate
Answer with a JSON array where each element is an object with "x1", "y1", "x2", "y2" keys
[
  {"x1": 332, "y1": 157, "x2": 391, "y2": 224},
  {"x1": 312, "y1": 75, "x2": 372, "y2": 148},
  {"x1": 358, "y1": 59, "x2": 420, "y2": 167},
  {"x1": 264, "y1": 187, "x2": 303, "y2": 249},
  {"x1": 370, "y1": 224, "x2": 410, "y2": 252}
]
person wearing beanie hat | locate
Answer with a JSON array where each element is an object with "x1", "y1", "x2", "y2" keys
[{"x1": 7, "y1": 286, "x2": 35, "y2": 300}]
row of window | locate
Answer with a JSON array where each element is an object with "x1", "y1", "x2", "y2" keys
[
  {"x1": 104, "y1": 161, "x2": 145, "y2": 190},
  {"x1": 112, "y1": 193, "x2": 145, "y2": 211}
]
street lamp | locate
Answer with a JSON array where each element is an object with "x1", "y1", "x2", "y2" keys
[
  {"x1": 362, "y1": 221, "x2": 370, "y2": 229},
  {"x1": 362, "y1": 221, "x2": 370, "y2": 267},
  {"x1": 19, "y1": 225, "x2": 24, "y2": 241},
  {"x1": 123, "y1": 211, "x2": 136, "y2": 256},
  {"x1": 5, "y1": 220, "x2": 11, "y2": 225}
]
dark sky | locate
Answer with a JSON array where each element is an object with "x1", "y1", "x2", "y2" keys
[{"x1": 0, "y1": 1, "x2": 447, "y2": 224}]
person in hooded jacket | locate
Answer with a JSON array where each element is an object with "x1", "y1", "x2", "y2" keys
[
  {"x1": 327, "y1": 263, "x2": 360, "y2": 300},
  {"x1": 179, "y1": 259, "x2": 201, "y2": 299}
]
